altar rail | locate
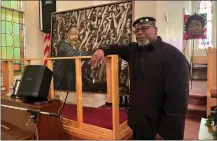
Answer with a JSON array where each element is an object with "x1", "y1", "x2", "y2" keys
[{"x1": 2, "y1": 55, "x2": 132, "y2": 140}]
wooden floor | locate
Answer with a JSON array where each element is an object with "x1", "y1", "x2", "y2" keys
[
  {"x1": 189, "y1": 80, "x2": 207, "y2": 96},
  {"x1": 184, "y1": 80, "x2": 207, "y2": 140},
  {"x1": 184, "y1": 118, "x2": 201, "y2": 140}
]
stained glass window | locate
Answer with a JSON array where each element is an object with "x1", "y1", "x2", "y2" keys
[
  {"x1": 1, "y1": 0, "x2": 23, "y2": 10},
  {"x1": 198, "y1": 1, "x2": 213, "y2": 49},
  {"x1": 1, "y1": 0, "x2": 25, "y2": 75}
]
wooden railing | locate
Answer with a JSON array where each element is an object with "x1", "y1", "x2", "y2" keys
[
  {"x1": 207, "y1": 47, "x2": 217, "y2": 116},
  {"x1": 1, "y1": 55, "x2": 124, "y2": 139}
]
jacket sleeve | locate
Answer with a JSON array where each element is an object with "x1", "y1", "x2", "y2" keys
[
  {"x1": 157, "y1": 51, "x2": 190, "y2": 140},
  {"x1": 59, "y1": 44, "x2": 79, "y2": 57},
  {"x1": 99, "y1": 43, "x2": 131, "y2": 62}
]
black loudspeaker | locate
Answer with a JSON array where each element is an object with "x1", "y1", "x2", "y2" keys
[
  {"x1": 39, "y1": 0, "x2": 56, "y2": 33},
  {"x1": 17, "y1": 65, "x2": 53, "y2": 102}
]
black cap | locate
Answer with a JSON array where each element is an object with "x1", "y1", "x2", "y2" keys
[{"x1": 133, "y1": 17, "x2": 156, "y2": 27}]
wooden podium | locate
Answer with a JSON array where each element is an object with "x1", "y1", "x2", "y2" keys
[{"x1": 1, "y1": 95, "x2": 64, "y2": 140}]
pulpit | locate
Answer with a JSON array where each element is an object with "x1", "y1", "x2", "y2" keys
[{"x1": 1, "y1": 95, "x2": 64, "y2": 140}]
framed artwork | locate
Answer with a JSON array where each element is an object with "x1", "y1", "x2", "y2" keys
[
  {"x1": 51, "y1": 1, "x2": 133, "y2": 94},
  {"x1": 183, "y1": 13, "x2": 207, "y2": 40}
]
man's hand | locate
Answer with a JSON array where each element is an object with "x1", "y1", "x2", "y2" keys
[
  {"x1": 89, "y1": 49, "x2": 105, "y2": 69},
  {"x1": 155, "y1": 133, "x2": 164, "y2": 140}
]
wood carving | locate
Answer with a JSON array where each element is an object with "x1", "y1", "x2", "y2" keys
[{"x1": 50, "y1": 1, "x2": 133, "y2": 93}]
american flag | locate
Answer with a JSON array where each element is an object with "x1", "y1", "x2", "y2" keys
[{"x1": 44, "y1": 34, "x2": 51, "y2": 65}]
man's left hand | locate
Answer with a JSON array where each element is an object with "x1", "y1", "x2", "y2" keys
[{"x1": 155, "y1": 133, "x2": 164, "y2": 140}]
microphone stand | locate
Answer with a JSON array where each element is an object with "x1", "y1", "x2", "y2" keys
[{"x1": 1, "y1": 104, "x2": 60, "y2": 140}]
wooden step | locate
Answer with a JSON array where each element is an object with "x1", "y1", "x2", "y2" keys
[
  {"x1": 188, "y1": 94, "x2": 207, "y2": 105},
  {"x1": 192, "y1": 64, "x2": 207, "y2": 69},
  {"x1": 188, "y1": 104, "x2": 206, "y2": 112},
  {"x1": 189, "y1": 80, "x2": 207, "y2": 105},
  {"x1": 187, "y1": 104, "x2": 206, "y2": 120}
]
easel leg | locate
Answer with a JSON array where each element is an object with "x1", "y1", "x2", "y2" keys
[{"x1": 190, "y1": 39, "x2": 195, "y2": 89}]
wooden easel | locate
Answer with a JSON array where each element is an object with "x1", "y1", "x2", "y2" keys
[{"x1": 183, "y1": 39, "x2": 209, "y2": 89}]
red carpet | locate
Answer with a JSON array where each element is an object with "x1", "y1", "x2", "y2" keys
[
  {"x1": 62, "y1": 104, "x2": 201, "y2": 139},
  {"x1": 62, "y1": 104, "x2": 128, "y2": 129}
]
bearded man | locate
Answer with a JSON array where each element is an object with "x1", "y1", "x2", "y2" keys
[{"x1": 89, "y1": 17, "x2": 190, "y2": 140}]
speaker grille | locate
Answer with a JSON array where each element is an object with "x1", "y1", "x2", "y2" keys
[{"x1": 17, "y1": 65, "x2": 52, "y2": 100}]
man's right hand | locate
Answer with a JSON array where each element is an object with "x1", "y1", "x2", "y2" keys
[{"x1": 89, "y1": 49, "x2": 105, "y2": 69}]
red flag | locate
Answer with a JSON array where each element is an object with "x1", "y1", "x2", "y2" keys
[{"x1": 44, "y1": 34, "x2": 51, "y2": 65}]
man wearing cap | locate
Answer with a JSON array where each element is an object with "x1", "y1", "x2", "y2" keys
[{"x1": 89, "y1": 17, "x2": 189, "y2": 140}]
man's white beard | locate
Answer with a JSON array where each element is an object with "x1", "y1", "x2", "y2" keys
[{"x1": 138, "y1": 38, "x2": 150, "y2": 46}]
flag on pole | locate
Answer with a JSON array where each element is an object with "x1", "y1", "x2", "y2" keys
[{"x1": 44, "y1": 34, "x2": 51, "y2": 65}]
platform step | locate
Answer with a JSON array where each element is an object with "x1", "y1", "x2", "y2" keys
[
  {"x1": 187, "y1": 104, "x2": 206, "y2": 120},
  {"x1": 189, "y1": 94, "x2": 207, "y2": 106},
  {"x1": 188, "y1": 104, "x2": 206, "y2": 112}
]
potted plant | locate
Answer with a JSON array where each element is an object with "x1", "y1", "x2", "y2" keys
[{"x1": 205, "y1": 107, "x2": 217, "y2": 139}]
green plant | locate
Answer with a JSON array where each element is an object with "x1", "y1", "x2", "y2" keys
[{"x1": 205, "y1": 107, "x2": 217, "y2": 139}]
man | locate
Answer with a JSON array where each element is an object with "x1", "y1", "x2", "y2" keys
[
  {"x1": 89, "y1": 17, "x2": 190, "y2": 140},
  {"x1": 185, "y1": 14, "x2": 206, "y2": 39},
  {"x1": 53, "y1": 26, "x2": 89, "y2": 91}
]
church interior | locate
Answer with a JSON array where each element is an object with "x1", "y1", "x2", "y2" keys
[{"x1": 1, "y1": 0, "x2": 217, "y2": 140}]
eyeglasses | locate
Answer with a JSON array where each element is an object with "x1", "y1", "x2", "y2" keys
[{"x1": 133, "y1": 26, "x2": 153, "y2": 34}]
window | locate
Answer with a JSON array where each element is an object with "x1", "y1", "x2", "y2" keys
[
  {"x1": 1, "y1": 0, "x2": 26, "y2": 75},
  {"x1": 198, "y1": 1, "x2": 213, "y2": 49}
]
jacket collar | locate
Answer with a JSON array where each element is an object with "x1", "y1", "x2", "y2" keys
[
  {"x1": 151, "y1": 36, "x2": 162, "y2": 50},
  {"x1": 138, "y1": 36, "x2": 162, "y2": 51}
]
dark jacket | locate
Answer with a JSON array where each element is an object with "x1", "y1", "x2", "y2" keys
[
  {"x1": 100, "y1": 36, "x2": 190, "y2": 139},
  {"x1": 53, "y1": 40, "x2": 89, "y2": 91}
]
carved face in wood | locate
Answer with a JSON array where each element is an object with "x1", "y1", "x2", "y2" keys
[{"x1": 66, "y1": 27, "x2": 79, "y2": 46}]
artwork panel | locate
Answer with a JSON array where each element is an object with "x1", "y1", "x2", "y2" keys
[
  {"x1": 51, "y1": 1, "x2": 132, "y2": 94},
  {"x1": 183, "y1": 13, "x2": 207, "y2": 40}
]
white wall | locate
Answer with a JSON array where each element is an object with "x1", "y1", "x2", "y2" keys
[
  {"x1": 156, "y1": 1, "x2": 191, "y2": 52},
  {"x1": 25, "y1": 1, "x2": 44, "y2": 65},
  {"x1": 92, "y1": 1, "x2": 119, "y2": 6},
  {"x1": 56, "y1": 1, "x2": 93, "y2": 12}
]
